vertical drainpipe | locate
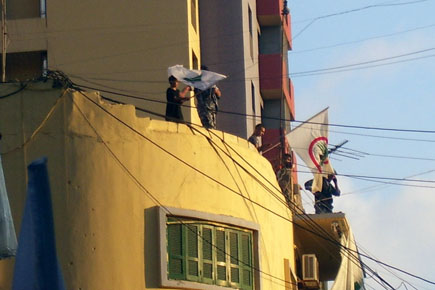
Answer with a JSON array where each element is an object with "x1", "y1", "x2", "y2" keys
[
  {"x1": 280, "y1": 0, "x2": 290, "y2": 165},
  {"x1": 1, "y1": 0, "x2": 6, "y2": 83}
]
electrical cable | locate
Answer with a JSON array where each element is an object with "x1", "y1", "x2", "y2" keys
[
  {"x1": 290, "y1": 52, "x2": 435, "y2": 78},
  {"x1": 329, "y1": 128, "x2": 435, "y2": 143},
  {"x1": 357, "y1": 245, "x2": 420, "y2": 290},
  {"x1": 72, "y1": 93, "x2": 297, "y2": 289},
  {"x1": 290, "y1": 47, "x2": 435, "y2": 76},
  {"x1": 192, "y1": 129, "x2": 395, "y2": 289},
  {"x1": 291, "y1": 0, "x2": 429, "y2": 40},
  {"x1": 0, "y1": 82, "x2": 27, "y2": 99},
  {"x1": 291, "y1": 22, "x2": 435, "y2": 54},
  {"x1": 72, "y1": 81, "x2": 435, "y2": 135},
  {"x1": 70, "y1": 82, "x2": 435, "y2": 197},
  {"x1": 80, "y1": 90, "x2": 399, "y2": 289},
  {"x1": 296, "y1": 169, "x2": 435, "y2": 184},
  {"x1": 341, "y1": 169, "x2": 435, "y2": 195},
  {"x1": 80, "y1": 82, "x2": 435, "y2": 190},
  {"x1": 1, "y1": 90, "x2": 68, "y2": 155},
  {"x1": 76, "y1": 86, "x2": 386, "y2": 288},
  {"x1": 67, "y1": 75, "x2": 435, "y2": 286}
]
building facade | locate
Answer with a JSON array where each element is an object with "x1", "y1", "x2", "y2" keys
[
  {"x1": 4, "y1": 0, "x2": 202, "y2": 124},
  {"x1": 0, "y1": 80, "x2": 297, "y2": 289},
  {"x1": 3, "y1": 0, "x2": 294, "y2": 141},
  {"x1": 1, "y1": 0, "x2": 365, "y2": 288}
]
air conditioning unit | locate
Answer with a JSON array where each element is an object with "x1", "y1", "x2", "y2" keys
[{"x1": 302, "y1": 254, "x2": 320, "y2": 289}]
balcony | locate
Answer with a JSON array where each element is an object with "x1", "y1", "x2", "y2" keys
[
  {"x1": 6, "y1": 18, "x2": 47, "y2": 52},
  {"x1": 259, "y1": 53, "x2": 282, "y2": 97},
  {"x1": 262, "y1": 128, "x2": 285, "y2": 171},
  {"x1": 256, "y1": 0, "x2": 292, "y2": 49},
  {"x1": 259, "y1": 54, "x2": 295, "y2": 119},
  {"x1": 257, "y1": 0, "x2": 285, "y2": 25},
  {"x1": 293, "y1": 213, "x2": 349, "y2": 282}
]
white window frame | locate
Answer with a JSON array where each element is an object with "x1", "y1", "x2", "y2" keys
[{"x1": 158, "y1": 206, "x2": 262, "y2": 290}]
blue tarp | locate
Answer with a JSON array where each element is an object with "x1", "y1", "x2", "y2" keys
[{"x1": 12, "y1": 157, "x2": 66, "y2": 290}]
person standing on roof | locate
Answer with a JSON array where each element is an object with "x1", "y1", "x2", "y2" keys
[
  {"x1": 165, "y1": 75, "x2": 192, "y2": 123},
  {"x1": 304, "y1": 173, "x2": 340, "y2": 214},
  {"x1": 248, "y1": 124, "x2": 270, "y2": 152},
  {"x1": 277, "y1": 153, "x2": 295, "y2": 209},
  {"x1": 194, "y1": 65, "x2": 222, "y2": 129}
]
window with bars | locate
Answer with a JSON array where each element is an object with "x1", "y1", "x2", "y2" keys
[
  {"x1": 190, "y1": 0, "x2": 197, "y2": 32},
  {"x1": 167, "y1": 218, "x2": 254, "y2": 290}
]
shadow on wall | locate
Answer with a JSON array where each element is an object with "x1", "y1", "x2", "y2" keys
[{"x1": 144, "y1": 207, "x2": 160, "y2": 288}]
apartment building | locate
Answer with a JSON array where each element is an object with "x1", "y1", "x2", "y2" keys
[
  {"x1": 4, "y1": 0, "x2": 202, "y2": 124},
  {"x1": 0, "y1": 79, "x2": 298, "y2": 289},
  {"x1": 0, "y1": 0, "x2": 365, "y2": 288}
]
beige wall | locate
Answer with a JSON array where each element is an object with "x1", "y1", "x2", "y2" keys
[
  {"x1": 199, "y1": 0, "x2": 261, "y2": 138},
  {"x1": 0, "y1": 81, "x2": 295, "y2": 289},
  {"x1": 4, "y1": 0, "x2": 201, "y2": 125},
  {"x1": 6, "y1": 0, "x2": 40, "y2": 20}
]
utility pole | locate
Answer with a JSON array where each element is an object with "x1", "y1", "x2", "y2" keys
[{"x1": 1, "y1": 0, "x2": 6, "y2": 82}]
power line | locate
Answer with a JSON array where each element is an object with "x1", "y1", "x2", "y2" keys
[
  {"x1": 75, "y1": 86, "x2": 434, "y2": 287},
  {"x1": 75, "y1": 85, "x2": 389, "y2": 288},
  {"x1": 292, "y1": 0, "x2": 427, "y2": 24},
  {"x1": 72, "y1": 82, "x2": 435, "y2": 135},
  {"x1": 193, "y1": 129, "x2": 396, "y2": 289},
  {"x1": 290, "y1": 47, "x2": 435, "y2": 76},
  {"x1": 291, "y1": 0, "x2": 430, "y2": 40},
  {"x1": 72, "y1": 93, "x2": 296, "y2": 289},
  {"x1": 297, "y1": 169, "x2": 435, "y2": 184},
  {"x1": 296, "y1": 162, "x2": 435, "y2": 190},
  {"x1": 329, "y1": 129, "x2": 435, "y2": 143},
  {"x1": 290, "y1": 52, "x2": 435, "y2": 78},
  {"x1": 338, "y1": 146, "x2": 435, "y2": 161},
  {"x1": 291, "y1": 23, "x2": 435, "y2": 54},
  {"x1": 341, "y1": 168, "x2": 435, "y2": 195}
]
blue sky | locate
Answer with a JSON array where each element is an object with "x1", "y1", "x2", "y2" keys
[{"x1": 289, "y1": 1, "x2": 435, "y2": 289}]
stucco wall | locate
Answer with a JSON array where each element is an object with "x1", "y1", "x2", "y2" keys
[
  {"x1": 199, "y1": 0, "x2": 261, "y2": 139},
  {"x1": 0, "y1": 81, "x2": 295, "y2": 289},
  {"x1": 5, "y1": 0, "x2": 201, "y2": 125}
]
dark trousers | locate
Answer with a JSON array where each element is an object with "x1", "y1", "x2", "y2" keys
[{"x1": 314, "y1": 200, "x2": 333, "y2": 214}]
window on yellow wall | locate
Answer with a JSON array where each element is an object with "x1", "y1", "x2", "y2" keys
[
  {"x1": 191, "y1": 0, "x2": 197, "y2": 32},
  {"x1": 192, "y1": 51, "x2": 199, "y2": 70},
  {"x1": 3, "y1": 51, "x2": 47, "y2": 81},
  {"x1": 167, "y1": 217, "x2": 254, "y2": 290},
  {"x1": 248, "y1": 5, "x2": 254, "y2": 60},
  {"x1": 251, "y1": 82, "x2": 256, "y2": 114}
]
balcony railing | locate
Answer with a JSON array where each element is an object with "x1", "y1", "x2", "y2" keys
[{"x1": 257, "y1": 0, "x2": 292, "y2": 49}]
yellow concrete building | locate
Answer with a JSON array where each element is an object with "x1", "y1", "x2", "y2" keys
[
  {"x1": 5, "y1": 0, "x2": 201, "y2": 124},
  {"x1": 0, "y1": 79, "x2": 297, "y2": 290},
  {"x1": 1, "y1": 0, "x2": 366, "y2": 288}
]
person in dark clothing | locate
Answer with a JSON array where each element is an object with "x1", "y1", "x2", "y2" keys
[
  {"x1": 194, "y1": 65, "x2": 222, "y2": 129},
  {"x1": 165, "y1": 75, "x2": 191, "y2": 122},
  {"x1": 304, "y1": 173, "x2": 340, "y2": 214},
  {"x1": 277, "y1": 153, "x2": 294, "y2": 208},
  {"x1": 248, "y1": 124, "x2": 266, "y2": 151}
]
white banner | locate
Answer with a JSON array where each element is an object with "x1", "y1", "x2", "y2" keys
[
  {"x1": 286, "y1": 108, "x2": 334, "y2": 192},
  {"x1": 168, "y1": 65, "x2": 227, "y2": 90},
  {"x1": 331, "y1": 228, "x2": 365, "y2": 290}
]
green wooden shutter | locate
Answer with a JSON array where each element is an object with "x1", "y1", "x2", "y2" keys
[
  {"x1": 186, "y1": 224, "x2": 200, "y2": 281},
  {"x1": 202, "y1": 226, "x2": 214, "y2": 284},
  {"x1": 167, "y1": 218, "x2": 254, "y2": 289},
  {"x1": 229, "y1": 231, "x2": 240, "y2": 284},
  {"x1": 215, "y1": 228, "x2": 227, "y2": 285},
  {"x1": 240, "y1": 232, "x2": 253, "y2": 290},
  {"x1": 167, "y1": 223, "x2": 185, "y2": 280}
]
